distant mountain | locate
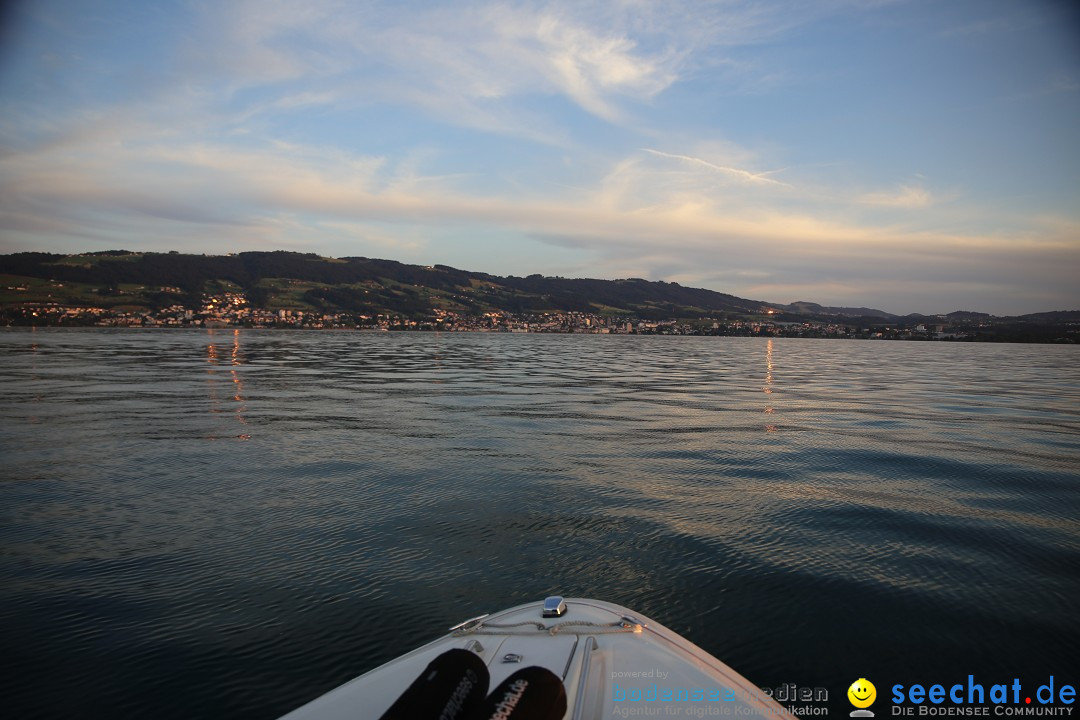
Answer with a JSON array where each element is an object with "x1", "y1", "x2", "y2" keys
[
  {"x1": 782, "y1": 301, "x2": 897, "y2": 319},
  {"x1": 1017, "y1": 310, "x2": 1080, "y2": 323}
]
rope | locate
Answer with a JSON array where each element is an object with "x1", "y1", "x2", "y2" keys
[
  {"x1": 452, "y1": 618, "x2": 643, "y2": 637},
  {"x1": 468, "y1": 621, "x2": 546, "y2": 631}
]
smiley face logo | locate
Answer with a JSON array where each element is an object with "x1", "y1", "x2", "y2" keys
[{"x1": 848, "y1": 678, "x2": 877, "y2": 709}]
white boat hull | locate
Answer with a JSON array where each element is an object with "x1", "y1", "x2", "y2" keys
[{"x1": 281, "y1": 597, "x2": 796, "y2": 720}]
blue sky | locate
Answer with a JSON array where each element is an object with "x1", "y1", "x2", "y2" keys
[{"x1": 0, "y1": 0, "x2": 1077, "y2": 315}]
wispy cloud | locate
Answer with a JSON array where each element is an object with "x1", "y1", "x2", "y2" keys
[
  {"x1": 642, "y1": 148, "x2": 790, "y2": 186},
  {"x1": 1, "y1": 0, "x2": 1078, "y2": 315},
  {"x1": 936, "y1": 7, "x2": 1045, "y2": 40},
  {"x1": 937, "y1": 16, "x2": 1014, "y2": 39},
  {"x1": 859, "y1": 184, "x2": 934, "y2": 208},
  {"x1": 2, "y1": 128, "x2": 1077, "y2": 314},
  {"x1": 179, "y1": 0, "x2": 688, "y2": 139},
  {"x1": 168, "y1": 0, "x2": 890, "y2": 143}
]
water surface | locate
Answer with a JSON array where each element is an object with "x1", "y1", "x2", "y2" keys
[{"x1": 1, "y1": 330, "x2": 1077, "y2": 718}]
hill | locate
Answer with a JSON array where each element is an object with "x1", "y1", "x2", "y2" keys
[
  {"x1": 0, "y1": 250, "x2": 782, "y2": 320},
  {"x1": 1, "y1": 251, "x2": 1076, "y2": 343}
]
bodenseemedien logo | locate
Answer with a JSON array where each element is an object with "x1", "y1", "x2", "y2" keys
[{"x1": 849, "y1": 678, "x2": 877, "y2": 717}]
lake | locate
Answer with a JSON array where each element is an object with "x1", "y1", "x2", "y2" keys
[{"x1": 1, "y1": 329, "x2": 1077, "y2": 718}]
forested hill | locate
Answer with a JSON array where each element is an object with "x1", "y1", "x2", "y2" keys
[
  {"x1": 0, "y1": 250, "x2": 775, "y2": 320},
  {"x1": 4, "y1": 251, "x2": 1075, "y2": 328}
]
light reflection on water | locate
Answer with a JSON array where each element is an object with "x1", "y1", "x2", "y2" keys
[
  {"x1": 204, "y1": 329, "x2": 249, "y2": 439},
  {"x1": 0, "y1": 329, "x2": 1078, "y2": 719},
  {"x1": 763, "y1": 338, "x2": 776, "y2": 432}
]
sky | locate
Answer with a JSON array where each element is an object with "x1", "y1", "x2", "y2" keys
[{"x1": 0, "y1": 0, "x2": 1078, "y2": 315}]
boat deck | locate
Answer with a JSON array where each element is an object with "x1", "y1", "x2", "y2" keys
[{"x1": 280, "y1": 598, "x2": 796, "y2": 720}]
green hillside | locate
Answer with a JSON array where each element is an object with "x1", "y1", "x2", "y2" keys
[{"x1": 0, "y1": 250, "x2": 770, "y2": 320}]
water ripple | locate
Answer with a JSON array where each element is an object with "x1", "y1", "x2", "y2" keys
[{"x1": 1, "y1": 330, "x2": 1078, "y2": 718}]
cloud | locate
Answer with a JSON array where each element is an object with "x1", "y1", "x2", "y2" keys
[
  {"x1": 3, "y1": 0, "x2": 912, "y2": 151},
  {"x1": 936, "y1": 6, "x2": 1045, "y2": 40},
  {"x1": 859, "y1": 184, "x2": 934, "y2": 208},
  {"x1": 2, "y1": 129, "x2": 1077, "y2": 314},
  {"x1": 2, "y1": 0, "x2": 1078, "y2": 316},
  {"x1": 178, "y1": 0, "x2": 687, "y2": 139},
  {"x1": 642, "y1": 148, "x2": 789, "y2": 187},
  {"x1": 2, "y1": 136, "x2": 1051, "y2": 265},
  {"x1": 169, "y1": 0, "x2": 892, "y2": 143},
  {"x1": 316, "y1": 220, "x2": 428, "y2": 255}
]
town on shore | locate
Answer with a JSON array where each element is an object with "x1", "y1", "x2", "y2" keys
[
  {"x1": 4, "y1": 289, "x2": 1055, "y2": 342},
  {"x1": 2, "y1": 251, "x2": 1076, "y2": 342}
]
